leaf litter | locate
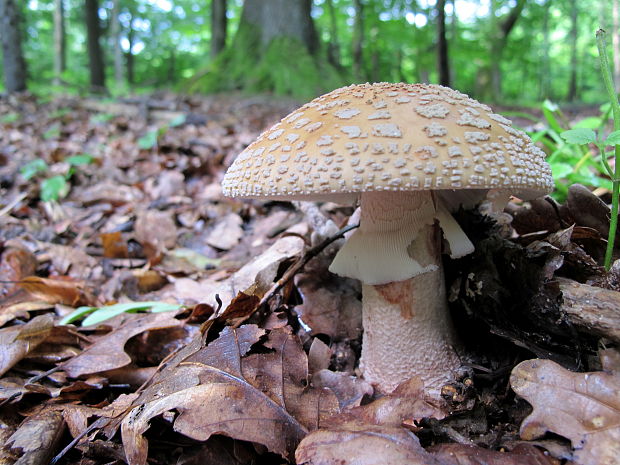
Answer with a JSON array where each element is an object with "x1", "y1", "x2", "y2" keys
[{"x1": 1, "y1": 93, "x2": 620, "y2": 464}]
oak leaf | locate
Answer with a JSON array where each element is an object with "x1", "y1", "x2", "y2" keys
[{"x1": 511, "y1": 359, "x2": 620, "y2": 465}]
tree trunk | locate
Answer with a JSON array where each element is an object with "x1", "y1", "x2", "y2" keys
[
  {"x1": 111, "y1": 0, "x2": 123, "y2": 84},
  {"x1": 325, "y1": 0, "x2": 340, "y2": 67},
  {"x1": 352, "y1": 0, "x2": 365, "y2": 81},
  {"x1": 437, "y1": 0, "x2": 450, "y2": 86},
  {"x1": 126, "y1": 7, "x2": 135, "y2": 85},
  {"x1": 567, "y1": 0, "x2": 578, "y2": 102},
  {"x1": 614, "y1": 0, "x2": 620, "y2": 89},
  {"x1": 53, "y1": 0, "x2": 66, "y2": 86},
  {"x1": 0, "y1": 0, "x2": 27, "y2": 93},
  {"x1": 192, "y1": 0, "x2": 338, "y2": 98},
  {"x1": 489, "y1": 0, "x2": 526, "y2": 102},
  {"x1": 240, "y1": 0, "x2": 317, "y2": 53},
  {"x1": 211, "y1": 0, "x2": 227, "y2": 58},
  {"x1": 85, "y1": 0, "x2": 106, "y2": 92}
]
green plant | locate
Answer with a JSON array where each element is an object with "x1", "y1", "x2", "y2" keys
[
  {"x1": 527, "y1": 101, "x2": 613, "y2": 202},
  {"x1": 59, "y1": 301, "x2": 182, "y2": 327},
  {"x1": 19, "y1": 153, "x2": 96, "y2": 202},
  {"x1": 555, "y1": 30, "x2": 620, "y2": 271}
]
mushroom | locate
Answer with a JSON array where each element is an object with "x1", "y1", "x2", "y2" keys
[{"x1": 222, "y1": 83, "x2": 554, "y2": 396}]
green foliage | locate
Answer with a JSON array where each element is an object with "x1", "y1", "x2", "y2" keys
[
  {"x1": 20, "y1": 158, "x2": 48, "y2": 180},
  {"x1": 530, "y1": 101, "x2": 612, "y2": 202},
  {"x1": 20, "y1": 152, "x2": 96, "y2": 203},
  {"x1": 60, "y1": 301, "x2": 182, "y2": 327},
  {"x1": 40, "y1": 175, "x2": 69, "y2": 202},
  {"x1": 5, "y1": 0, "x2": 611, "y2": 104}
]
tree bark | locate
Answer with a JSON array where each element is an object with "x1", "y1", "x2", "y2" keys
[
  {"x1": 85, "y1": 0, "x2": 106, "y2": 92},
  {"x1": 0, "y1": 0, "x2": 27, "y2": 93},
  {"x1": 211, "y1": 0, "x2": 227, "y2": 58},
  {"x1": 53, "y1": 0, "x2": 66, "y2": 86},
  {"x1": 352, "y1": 0, "x2": 365, "y2": 81},
  {"x1": 567, "y1": 0, "x2": 578, "y2": 102},
  {"x1": 437, "y1": 0, "x2": 450, "y2": 86},
  {"x1": 126, "y1": 7, "x2": 135, "y2": 85},
  {"x1": 240, "y1": 0, "x2": 317, "y2": 53},
  {"x1": 111, "y1": 0, "x2": 123, "y2": 84}
]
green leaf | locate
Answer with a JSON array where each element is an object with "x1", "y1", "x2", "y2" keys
[
  {"x1": 550, "y1": 162, "x2": 574, "y2": 179},
  {"x1": 43, "y1": 125, "x2": 61, "y2": 140},
  {"x1": 59, "y1": 306, "x2": 98, "y2": 325},
  {"x1": 91, "y1": 113, "x2": 114, "y2": 124},
  {"x1": 572, "y1": 117, "x2": 604, "y2": 129},
  {"x1": 560, "y1": 128, "x2": 597, "y2": 145},
  {"x1": 65, "y1": 154, "x2": 95, "y2": 166},
  {"x1": 81, "y1": 301, "x2": 182, "y2": 326},
  {"x1": 40, "y1": 175, "x2": 69, "y2": 202},
  {"x1": 0, "y1": 112, "x2": 19, "y2": 123},
  {"x1": 604, "y1": 130, "x2": 620, "y2": 146},
  {"x1": 138, "y1": 130, "x2": 158, "y2": 149},
  {"x1": 169, "y1": 114, "x2": 186, "y2": 127},
  {"x1": 20, "y1": 158, "x2": 48, "y2": 180}
]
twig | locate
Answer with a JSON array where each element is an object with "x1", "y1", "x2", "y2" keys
[
  {"x1": 258, "y1": 222, "x2": 359, "y2": 308},
  {"x1": 0, "y1": 192, "x2": 27, "y2": 217}
]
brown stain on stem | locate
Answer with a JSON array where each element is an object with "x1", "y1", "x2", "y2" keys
[{"x1": 374, "y1": 279, "x2": 415, "y2": 320}]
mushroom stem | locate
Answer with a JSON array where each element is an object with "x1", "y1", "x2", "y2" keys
[
  {"x1": 329, "y1": 190, "x2": 461, "y2": 395},
  {"x1": 361, "y1": 222, "x2": 460, "y2": 395}
]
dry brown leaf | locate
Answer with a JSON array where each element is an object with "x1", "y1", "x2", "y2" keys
[
  {"x1": 312, "y1": 370, "x2": 373, "y2": 410},
  {"x1": 59, "y1": 311, "x2": 183, "y2": 378},
  {"x1": 17, "y1": 275, "x2": 90, "y2": 306},
  {"x1": 120, "y1": 325, "x2": 337, "y2": 464},
  {"x1": 134, "y1": 209, "x2": 178, "y2": 259},
  {"x1": 0, "y1": 246, "x2": 38, "y2": 295},
  {"x1": 101, "y1": 231, "x2": 130, "y2": 258},
  {"x1": 296, "y1": 424, "x2": 440, "y2": 465},
  {"x1": 428, "y1": 443, "x2": 558, "y2": 465},
  {"x1": 511, "y1": 359, "x2": 620, "y2": 465},
  {"x1": 329, "y1": 377, "x2": 446, "y2": 428},
  {"x1": 295, "y1": 266, "x2": 362, "y2": 341},
  {"x1": 296, "y1": 377, "x2": 446, "y2": 464},
  {"x1": 205, "y1": 212, "x2": 244, "y2": 250},
  {"x1": 5, "y1": 409, "x2": 65, "y2": 465},
  {"x1": 0, "y1": 314, "x2": 55, "y2": 376},
  {"x1": 38, "y1": 242, "x2": 101, "y2": 279}
]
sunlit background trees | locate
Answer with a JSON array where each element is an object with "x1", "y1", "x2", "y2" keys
[{"x1": 1, "y1": 0, "x2": 618, "y2": 103}]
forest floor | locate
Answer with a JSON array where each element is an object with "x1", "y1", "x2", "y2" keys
[{"x1": 0, "y1": 92, "x2": 619, "y2": 465}]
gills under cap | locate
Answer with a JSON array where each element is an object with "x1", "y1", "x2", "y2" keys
[{"x1": 222, "y1": 82, "x2": 554, "y2": 200}]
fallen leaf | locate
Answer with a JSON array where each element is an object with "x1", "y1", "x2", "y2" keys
[
  {"x1": 428, "y1": 443, "x2": 558, "y2": 465},
  {"x1": 312, "y1": 369, "x2": 373, "y2": 410},
  {"x1": 296, "y1": 424, "x2": 439, "y2": 465},
  {"x1": 120, "y1": 325, "x2": 337, "y2": 464},
  {"x1": 134, "y1": 209, "x2": 178, "y2": 259},
  {"x1": 0, "y1": 314, "x2": 55, "y2": 376},
  {"x1": 5, "y1": 409, "x2": 65, "y2": 465},
  {"x1": 0, "y1": 246, "x2": 37, "y2": 296},
  {"x1": 205, "y1": 212, "x2": 244, "y2": 250},
  {"x1": 511, "y1": 359, "x2": 620, "y2": 465},
  {"x1": 17, "y1": 275, "x2": 89, "y2": 306},
  {"x1": 59, "y1": 311, "x2": 183, "y2": 378},
  {"x1": 101, "y1": 231, "x2": 130, "y2": 258}
]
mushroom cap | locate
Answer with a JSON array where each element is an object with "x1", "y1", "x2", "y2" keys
[{"x1": 222, "y1": 82, "x2": 554, "y2": 201}]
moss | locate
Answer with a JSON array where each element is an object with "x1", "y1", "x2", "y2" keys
[{"x1": 187, "y1": 24, "x2": 347, "y2": 99}]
